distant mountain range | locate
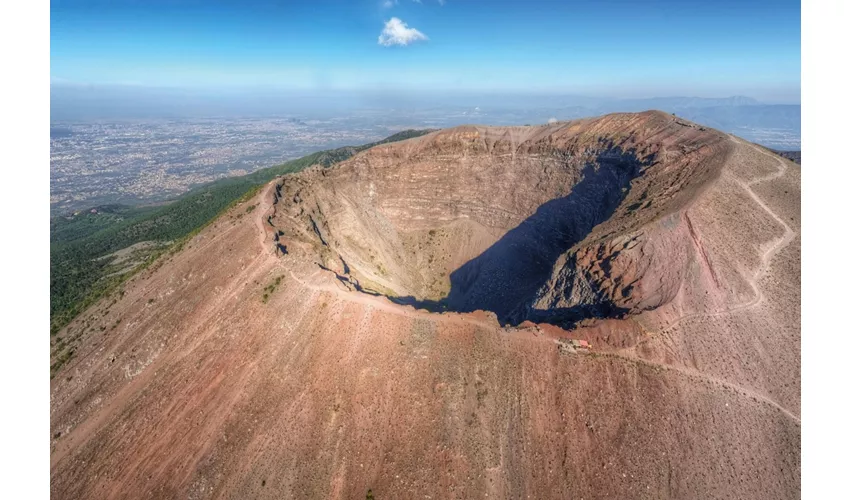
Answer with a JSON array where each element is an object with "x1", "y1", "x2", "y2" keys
[
  {"x1": 772, "y1": 149, "x2": 801, "y2": 164},
  {"x1": 50, "y1": 85, "x2": 800, "y2": 150},
  {"x1": 609, "y1": 95, "x2": 761, "y2": 109}
]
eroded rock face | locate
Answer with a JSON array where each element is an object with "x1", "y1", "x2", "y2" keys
[
  {"x1": 530, "y1": 215, "x2": 692, "y2": 323},
  {"x1": 272, "y1": 111, "x2": 731, "y2": 329}
]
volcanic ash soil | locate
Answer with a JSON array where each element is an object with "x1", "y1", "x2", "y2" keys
[{"x1": 50, "y1": 111, "x2": 801, "y2": 499}]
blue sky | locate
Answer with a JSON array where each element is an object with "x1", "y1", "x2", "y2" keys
[{"x1": 50, "y1": 0, "x2": 801, "y2": 102}]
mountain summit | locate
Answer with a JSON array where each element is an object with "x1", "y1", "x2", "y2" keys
[{"x1": 50, "y1": 111, "x2": 800, "y2": 499}]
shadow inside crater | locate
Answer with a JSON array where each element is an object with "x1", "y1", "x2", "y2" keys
[{"x1": 324, "y1": 144, "x2": 655, "y2": 328}]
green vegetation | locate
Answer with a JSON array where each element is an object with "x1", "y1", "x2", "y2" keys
[
  {"x1": 262, "y1": 275, "x2": 285, "y2": 303},
  {"x1": 51, "y1": 346, "x2": 76, "y2": 376},
  {"x1": 50, "y1": 129, "x2": 434, "y2": 335},
  {"x1": 50, "y1": 204, "x2": 159, "y2": 244}
]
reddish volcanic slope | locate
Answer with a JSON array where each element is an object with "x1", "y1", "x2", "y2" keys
[{"x1": 50, "y1": 111, "x2": 800, "y2": 499}]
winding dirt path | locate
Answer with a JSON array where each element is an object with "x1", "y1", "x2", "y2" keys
[
  {"x1": 592, "y1": 350, "x2": 801, "y2": 425},
  {"x1": 602, "y1": 139, "x2": 799, "y2": 422},
  {"x1": 286, "y1": 268, "x2": 501, "y2": 332},
  {"x1": 635, "y1": 139, "x2": 796, "y2": 341},
  {"x1": 288, "y1": 263, "x2": 802, "y2": 425},
  {"x1": 284, "y1": 255, "x2": 803, "y2": 425}
]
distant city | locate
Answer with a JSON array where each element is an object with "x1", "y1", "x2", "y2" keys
[
  {"x1": 50, "y1": 117, "x2": 400, "y2": 215},
  {"x1": 50, "y1": 92, "x2": 800, "y2": 216}
]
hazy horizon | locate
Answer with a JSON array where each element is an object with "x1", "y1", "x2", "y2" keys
[{"x1": 50, "y1": 84, "x2": 800, "y2": 119}]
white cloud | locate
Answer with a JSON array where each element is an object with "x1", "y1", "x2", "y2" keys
[
  {"x1": 378, "y1": 17, "x2": 428, "y2": 46},
  {"x1": 383, "y1": 0, "x2": 397, "y2": 7},
  {"x1": 548, "y1": 117, "x2": 558, "y2": 124}
]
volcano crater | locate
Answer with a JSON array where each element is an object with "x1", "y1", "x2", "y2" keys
[{"x1": 272, "y1": 116, "x2": 730, "y2": 331}]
